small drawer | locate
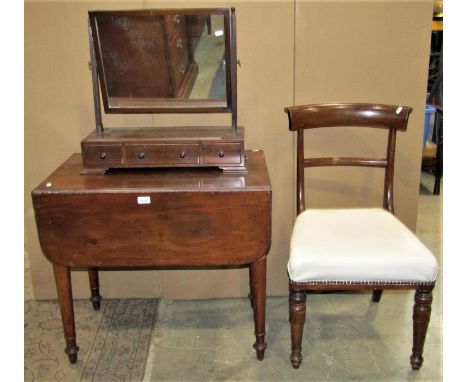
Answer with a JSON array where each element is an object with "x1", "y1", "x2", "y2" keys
[
  {"x1": 82, "y1": 145, "x2": 122, "y2": 167},
  {"x1": 202, "y1": 143, "x2": 242, "y2": 165},
  {"x1": 126, "y1": 144, "x2": 199, "y2": 165}
]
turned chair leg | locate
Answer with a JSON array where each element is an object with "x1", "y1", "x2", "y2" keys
[
  {"x1": 289, "y1": 289, "x2": 306, "y2": 369},
  {"x1": 88, "y1": 268, "x2": 102, "y2": 311},
  {"x1": 372, "y1": 289, "x2": 383, "y2": 302},
  {"x1": 410, "y1": 288, "x2": 434, "y2": 370}
]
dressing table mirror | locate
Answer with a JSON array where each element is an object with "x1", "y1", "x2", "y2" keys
[{"x1": 81, "y1": 8, "x2": 245, "y2": 173}]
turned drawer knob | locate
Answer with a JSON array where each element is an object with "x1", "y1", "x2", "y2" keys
[
  {"x1": 100, "y1": 152, "x2": 107, "y2": 160},
  {"x1": 219, "y1": 150, "x2": 225, "y2": 158},
  {"x1": 179, "y1": 151, "x2": 186, "y2": 159},
  {"x1": 138, "y1": 152, "x2": 145, "y2": 159}
]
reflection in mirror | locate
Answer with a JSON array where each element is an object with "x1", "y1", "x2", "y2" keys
[
  {"x1": 188, "y1": 15, "x2": 226, "y2": 100},
  {"x1": 89, "y1": 10, "x2": 232, "y2": 113}
]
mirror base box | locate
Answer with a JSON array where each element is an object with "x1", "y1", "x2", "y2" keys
[{"x1": 81, "y1": 126, "x2": 246, "y2": 173}]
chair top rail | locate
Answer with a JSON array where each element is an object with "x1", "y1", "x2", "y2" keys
[{"x1": 285, "y1": 103, "x2": 412, "y2": 131}]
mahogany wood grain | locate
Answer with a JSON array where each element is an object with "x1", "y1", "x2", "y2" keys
[
  {"x1": 384, "y1": 128, "x2": 397, "y2": 212},
  {"x1": 81, "y1": 127, "x2": 246, "y2": 173},
  {"x1": 296, "y1": 129, "x2": 305, "y2": 215},
  {"x1": 106, "y1": 98, "x2": 228, "y2": 113},
  {"x1": 229, "y1": 7, "x2": 237, "y2": 130},
  {"x1": 285, "y1": 103, "x2": 412, "y2": 131},
  {"x1": 88, "y1": 19, "x2": 103, "y2": 134},
  {"x1": 125, "y1": 143, "x2": 200, "y2": 166},
  {"x1": 32, "y1": 150, "x2": 271, "y2": 364},
  {"x1": 304, "y1": 157, "x2": 387, "y2": 168}
]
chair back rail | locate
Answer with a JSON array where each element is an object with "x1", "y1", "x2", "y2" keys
[{"x1": 284, "y1": 103, "x2": 412, "y2": 215}]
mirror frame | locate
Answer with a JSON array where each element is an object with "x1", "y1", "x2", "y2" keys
[{"x1": 88, "y1": 8, "x2": 237, "y2": 131}]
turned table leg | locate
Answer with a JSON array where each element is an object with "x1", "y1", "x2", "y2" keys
[
  {"x1": 410, "y1": 287, "x2": 434, "y2": 370},
  {"x1": 53, "y1": 264, "x2": 79, "y2": 364},
  {"x1": 289, "y1": 289, "x2": 306, "y2": 369},
  {"x1": 248, "y1": 265, "x2": 254, "y2": 309},
  {"x1": 250, "y1": 255, "x2": 267, "y2": 360},
  {"x1": 88, "y1": 268, "x2": 102, "y2": 311}
]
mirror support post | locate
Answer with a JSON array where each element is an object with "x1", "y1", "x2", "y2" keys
[
  {"x1": 88, "y1": 18, "x2": 104, "y2": 135},
  {"x1": 231, "y1": 7, "x2": 237, "y2": 132}
]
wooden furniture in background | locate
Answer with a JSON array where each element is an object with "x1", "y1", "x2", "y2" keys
[
  {"x1": 423, "y1": 20, "x2": 443, "y2": 195},
  {"x1": 188, "y1": 15, "x2": 212, "y2": 37},
  {"x1": 421, "y1": 106, "x2": 443, "y2": 195},
  {"x1": 284, "y1": 103, "x2": 438, "y2": 370},
  {"x1": 32, "y1": 150, "x2": 271, "y2": 364}
]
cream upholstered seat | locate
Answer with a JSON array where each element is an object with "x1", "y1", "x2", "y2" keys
[
  {"x1": 284, "y1": 103, "x2": 438, "y2": 372},
  {"x1": 288, "y1": 208, "x2": 438, "y2": 283}
]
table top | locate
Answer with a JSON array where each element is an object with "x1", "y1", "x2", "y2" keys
[{"x1": 33, "y1": 150, "x2": 271, "y2": 195}]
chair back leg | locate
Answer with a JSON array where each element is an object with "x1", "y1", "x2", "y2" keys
[{"x1": 371, "y1": 289, "x2": 383, "y2": 302}]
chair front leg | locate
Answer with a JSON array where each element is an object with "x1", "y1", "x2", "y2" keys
[
  {"x1": 289, "y1": 288, "x2": 306, "y2": 369},
  {"x1": 410, "y1": 287, "x2": 434, "y2": 370}
]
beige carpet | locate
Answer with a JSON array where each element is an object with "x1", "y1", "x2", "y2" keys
[{"x1": 24, "y1": 299, "x2": 159, "y2": 381}]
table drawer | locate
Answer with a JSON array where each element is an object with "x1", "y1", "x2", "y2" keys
[
  {"x1": 82, "y1": 144, "x2": 122, "y2": 167},
  {"x1": 126, "y1": 144, "x2": 200, "y2": 165},
  {"x1": 203, "y1": 143, "x2": 242, "y2": 165}
]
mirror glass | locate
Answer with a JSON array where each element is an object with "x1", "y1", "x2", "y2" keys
[{"x1": 89, "y1": 9, "x2": 233, "y2": 113}]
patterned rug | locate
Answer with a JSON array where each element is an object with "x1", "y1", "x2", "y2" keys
[{"x1": 25, "y1": 299, "x2": 159, "y2": 382}]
